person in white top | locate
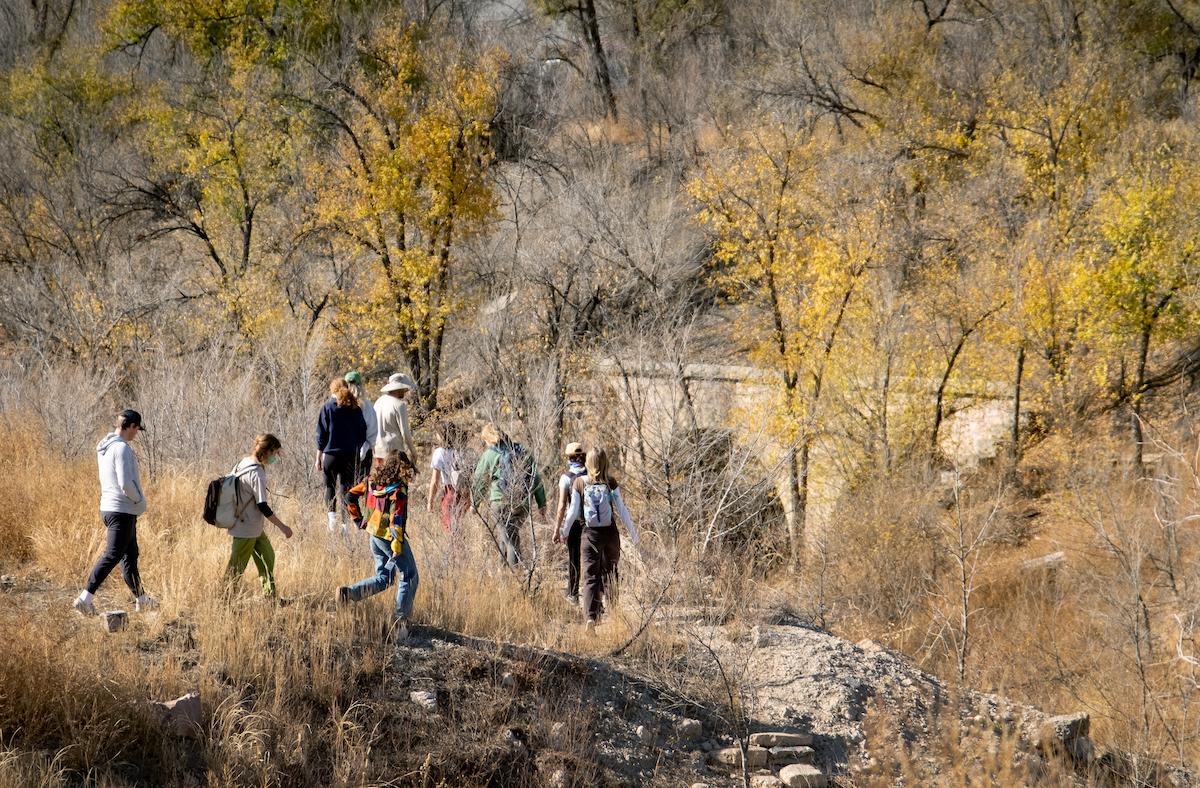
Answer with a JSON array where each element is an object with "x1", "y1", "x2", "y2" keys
[
  {"x1": 560, "y1": 447, "x2": 639, "y2": 626},
  {"x1": 226, "y1": 433, "x2": 294, "y2": 597},
  {"x1": 427, "y1": 421, "x2": 467, "y2": 533},
  {"x1": 344, "y1": 370, "x2": 379, "y2": 480},
  {"x1": 75, "y1": 409, "x2": 156, "y2": 616},
  {"x1": 552, "y1": 441, "x2": 588, "y2": 603},
  {"x1": 374, "y1": 372, "x2": 419, "y2": 467}
]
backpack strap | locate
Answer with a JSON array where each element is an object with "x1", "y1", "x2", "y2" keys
[{"x1": 230, "y1": 463, "x2": 263, "y2": 517}]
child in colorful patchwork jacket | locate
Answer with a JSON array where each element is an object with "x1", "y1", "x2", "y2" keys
[{"x1": 337, "y1": 452, "x2": 418, "y2": 639}]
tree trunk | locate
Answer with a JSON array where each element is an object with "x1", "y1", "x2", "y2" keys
[
  {"x1": 1132, "y1": 323, "x2": 1152, "y2": 468},
  {"x1": 1010, "y1": 343, "x2": 1025, "y2": 468},
  {"x1": 580, "y1": 0, "x2": 618, "y2": 119}
]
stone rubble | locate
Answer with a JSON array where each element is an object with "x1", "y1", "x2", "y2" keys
[
  {"x1": 149, "y1": 691, "x2": 202, "y2": 738},
  {"x1": 103, "y1": 610, "x2": 127, "y2": 632}
]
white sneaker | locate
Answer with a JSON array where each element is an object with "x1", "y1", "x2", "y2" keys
[
  {"x1": 73, "y1": 597, "x2": 97, "y2": 617},
  {"x1": 135, "y1": 594, "x2": 159, "y2": 612}
]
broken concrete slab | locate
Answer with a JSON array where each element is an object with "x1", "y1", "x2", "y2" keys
[
  {"x1": 750, "y1": 732, "x2": 813, "y2": 748},
  {"x1": 150, "y1": 692, "x2": 201, "y2": 738}
]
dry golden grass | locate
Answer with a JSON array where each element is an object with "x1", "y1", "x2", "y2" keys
[{"x1": 0, "y1": 424, "x2": 653, "y2": 785}]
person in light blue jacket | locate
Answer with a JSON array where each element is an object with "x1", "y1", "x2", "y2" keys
[{"x1": 74, "y1": 410, "x2": 157, "y2": 616}]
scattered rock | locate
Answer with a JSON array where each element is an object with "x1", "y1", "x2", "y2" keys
[
  {"x1": 504, "y1": 727, "x2": 528, "y2": 751},
  {"x1": 1020, "y1": 551, "x2": 1065, "y2": 574},
  {"x1": 779, "y1": 763, "x2": 829, "y2": 788},
  {"x1": 708, "y1": 746, "x2": 768, "y2": 769},
  {"x1": 636, "y1": 725, "x2": 654, "y2": 744},
  {"x1": 1040, "y1": 712, "x2": 1089, "y2": 744},
  {"x1": 769, "y1": 745, "x2": 816, "y2": 766},
  {"x1": 676, "y1": 718, "x2": 703, "y2": 741},
  {"x1": 1036, "y1": 712, "x2": 1093, "y2": 762},
  {"x1": 750, "y1": 775, "x2": 784, "y2": 788},
  {"x1": 150, "y1": 692, "x2": 201, "y2": 738},
  {"x1": 409, "y1": 690, "x2": 437, "y2": 710},
  {"x1": 750, "y1": 732, "x2": 813, "y2": 748},
  {"x1": 103, "y1": 611, "x2": 127, "y2": 632}
]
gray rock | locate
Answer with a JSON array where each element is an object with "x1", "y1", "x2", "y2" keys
[
  {"x1": 676, "y1": 718, "x2": 703, "y2": 741},
  {"x1": 504, "y1": 728, "x2": 528, "y2": 751},
  {"x1": 409, "y1": 690, "x2": 437, "y2": 710},
  {"x1": 150, "y1": 691, "x2": 201, "y2": 738},
  {"x1": 636, "y1": 725, "x2": 654, "y2": 744},
  {"x1": 103, "y1": 611, "x2": 127, "y2": 632},
  {"x1": 1040, "y1": 712, "x2": 1089, "y2": 744},
  {"x1": 779, "y1": 763, "x2": 828, "y2": 788},
  {"x1": 750, "y1": 732, "x2": 813, "y2": 748},
  {"x1": 769, "y1": 745, "x2": 816, "y2": 766},
  {"x1": 708, "y1": 746, "x2": 768, "y2": 769},
  {"x1": 750, "y1": 775, "x2": 784, "y2": 788}
]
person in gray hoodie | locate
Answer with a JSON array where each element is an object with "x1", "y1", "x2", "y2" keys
[{"x1": 74, "y1": 409, "x2": 156, "y2": 616}]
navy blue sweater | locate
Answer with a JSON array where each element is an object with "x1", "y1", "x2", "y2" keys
[{"x1": 316, "y1": 398, "x2": 367, "y2": 454}]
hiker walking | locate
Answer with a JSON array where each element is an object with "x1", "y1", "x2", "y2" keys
[
  {"x1": 74, "y1": 409, "x2": 157, "y2": 616},
  {"x1": 551, "y1": 441, "x2": 588, "y2": 604},
  {"x1": 374, "y1": 373, "x2": 419, "y2": 467},
  {"x1": 427, "y1": 421, "x2": 468, "y2": 534},
  {"x1": 471, "y1": 423, "x2": 547, "y2": 569},
  {"x1": 337, "y1": 452, "x2": 419, "y2": 641},
  {"x1": 344, "y1": 370, "x2": 379, "y2": 482},
  {"x1": 560, "y1": 447, "x2": 639, "y2": 626},
  {"x1": 225, "y1": 434, "x2": 294, "y2": 597},
  {"x1": 315, "y1": 377, "x2": 367, "y2": 534}
]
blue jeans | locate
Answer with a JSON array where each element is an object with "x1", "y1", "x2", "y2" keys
[{"x1": 347, "y1": 535, "x2": 418, "y2": 620}]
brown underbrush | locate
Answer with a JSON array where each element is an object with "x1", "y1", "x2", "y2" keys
[{"x1": 0, "y1": 423, "x2": 651, "y2": 785}]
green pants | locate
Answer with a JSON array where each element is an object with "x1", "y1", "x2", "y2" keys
[{"x1": 227, "y1": 534, "x2": 276, "y2": 596}]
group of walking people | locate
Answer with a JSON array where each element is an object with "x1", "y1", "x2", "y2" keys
[{"x1": 73, "y1": 372, "x2": 640, "y2": 637}]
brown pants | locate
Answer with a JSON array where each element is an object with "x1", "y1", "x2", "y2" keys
[{"x1": 582, "y1": 526, "x2": 621, "y2": 622}]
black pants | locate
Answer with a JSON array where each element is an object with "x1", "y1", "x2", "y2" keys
[
  {"x1": 322, "y1": 452, "x2": 356, "y2": 512},
  {"x1": 565, "y1": 520, "x2": 583, "y2": 598},
  {"x1": 582, "y1": 526, "x2": 620, "y2": 622},
  {"x1": 355, "y1": 448, "x2": 374, "y2": 487},
  {"x1": 86, "y1": 512, "x2": 143, "y2": 597}
]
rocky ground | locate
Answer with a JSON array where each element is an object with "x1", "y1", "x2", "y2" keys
[{"x1": 4, "y1": 569, "x2": 1196, "y2": 786}]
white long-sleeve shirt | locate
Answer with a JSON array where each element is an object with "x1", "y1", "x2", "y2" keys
[
  {"x1": 374, "y1": 394, "x2": 417, "y2": 462},
  {"x1": 96, "y1": 432, "x2": 146, "y2": 515},
  {"x1": 359, "y1": 396, "x2": 379, "y2": 447},
  {"x1": 562, "y1": 481, "x2": 639, "y2": 544}
]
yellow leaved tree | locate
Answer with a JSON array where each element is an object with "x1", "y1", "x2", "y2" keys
[
  {"x1": 1075, "y1": 130, "x2": 1200, "y2": 464},
  {"x1": 308, "y1": 22, "x2": 500, "y2": 413},
  {"x1": 104, "y1": 0, "x2": 325, "y2": 346},
  {"x1": 689, "y1": 124, "x2": 886, "y2": 568}
]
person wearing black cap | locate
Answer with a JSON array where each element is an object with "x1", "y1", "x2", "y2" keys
[{"x1": 74, "y1": 409, "x2": 157, "y2": 616}]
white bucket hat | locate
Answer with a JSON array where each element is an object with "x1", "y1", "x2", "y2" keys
[{"x1": 381, "y1": 372, "x2": 416, "y2": 393}]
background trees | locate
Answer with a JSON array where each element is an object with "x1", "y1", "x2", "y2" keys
[{"x1": 8, "y1": 0, "x2": 1200, "y2": 768}]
